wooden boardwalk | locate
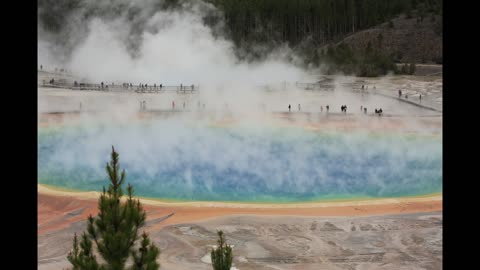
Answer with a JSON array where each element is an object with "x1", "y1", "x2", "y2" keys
[{"x1": 40, "y1": 82, "x2": 200, "y2": 94}]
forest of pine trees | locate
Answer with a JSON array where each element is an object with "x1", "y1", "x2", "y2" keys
[
  {"x1": 206, "y1": 0, "x2": 442, "y2": 48},
  {"x1": 39, "y1": 0, "x2": 442, "y2": 49},
  {"x1": 208, "y1": 0, "x2": 441, "y2": 76}
]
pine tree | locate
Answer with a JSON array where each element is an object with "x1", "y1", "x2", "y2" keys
[
  {"x1": 409, "y1": 62, "x2": 416, "y2": 75},
  {"x1": 210, "y1": 231, "x2": 233, "y2": 270},
  {"x1": 67, "y1": 146, "x2": 160, "y2": 270},
  {"x1": 68, "y1": 233, "x2": 100, "y2": 270},
  {"x1": 131, "y1": 232, "x2": 160, "y2": 270},
  {"x1": 401, "y1": 63, "x2": 408, "y2": 74}
]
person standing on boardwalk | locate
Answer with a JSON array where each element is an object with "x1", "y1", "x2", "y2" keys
[
  {"x1": 298, "y1": 104, "x2": 301, "y2": 111},
  {"x1": 172, "y1": 101, "x2": 175, "y2": 110},
  {"x1": 326, "y1": 105, "x2": 329, "y2": 112},
  {"x1": 288, "y1": 104, "x2": 291, "y2": 112}
]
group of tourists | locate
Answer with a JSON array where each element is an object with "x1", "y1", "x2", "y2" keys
[
  {"x1": 288, "y1": 104, "x2": 330, "y2": 113},
  {"x1": 399, "y1": 89, "x2": 424, "y2": 102},
  {"x1": 132, "y1": 100, "x2": 384, "y2": 115},
  {"x1": 68, "y1": 80, "x2": 200, "y2": 92},
  {"x1": 89, "y1": 83, "x2": 197, "y2": 91},
  {"x1": 38, "y1": 64, "x2": 68, "y2": 74},
  {"x1": 137, "y1": 83, "x2": 163, "y2": 90},
  {"x1": 164, "y1": 100, "x2": 208, "y2": 111},
  {"x1": 286, "y1": 103, "x2": 380, "y2": 115},
  {"x1": 178, "y1": 84, "x2": 195, "y2": 91},
  {"x1": 288, "y1": 104, "x2": 303, "y2": 112},
  {"x1": 361, "y1": 85, "x2": 376, "y2": 91}
]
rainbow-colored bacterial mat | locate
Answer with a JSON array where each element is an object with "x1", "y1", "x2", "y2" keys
[{"x1": 38, "y1": 120, "x2": 442, "y2": 202}]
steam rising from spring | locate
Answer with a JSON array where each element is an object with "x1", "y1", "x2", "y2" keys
[
  {"x1": 39, "y1": 0, "x2": 309, "y2": 87},
  {"x1": 38, "y1": 118, "x2": 442, "y2": 202}
]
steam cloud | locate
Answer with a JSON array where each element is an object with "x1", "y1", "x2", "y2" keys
[
  {"x1": 38, "y1": 118, "x2": 442, "y2": 202},
  {"x1": 38, "y1": 0, "x2": 309, "y2": 86},
  {"x1": 38, "y1": 0, "x2": 443, "y2": 202}
]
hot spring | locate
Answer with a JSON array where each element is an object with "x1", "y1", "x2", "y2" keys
[{"x1": 38, "y1": 116, "x2": 442, "y2": 202}]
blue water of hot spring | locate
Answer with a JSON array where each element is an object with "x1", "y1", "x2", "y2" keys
[{"x1": 38, "y1": 120, "x2": 442, "y2": 202}]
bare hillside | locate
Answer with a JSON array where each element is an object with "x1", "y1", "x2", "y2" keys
[{"x1": 340, "y1": 13, "x2": 442, "y2": 64}]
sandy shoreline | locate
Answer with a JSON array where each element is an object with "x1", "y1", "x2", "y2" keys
[
  {"x1": 38, "y1": 184, "x2": 442, "y2": 236},
  {"x1": 38, "y1": 184, "x2": 441, "y2": 208}
]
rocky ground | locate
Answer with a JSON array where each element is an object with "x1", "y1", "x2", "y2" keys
[{"x1": 38, "y1": 211, "x2": 442, "y2": 270}]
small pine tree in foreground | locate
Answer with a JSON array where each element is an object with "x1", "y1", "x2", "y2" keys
[
  {"x1": 68, "y1": 146, "x2": 160, "y2": 270},
  {"x1": 210, "y1": 231, "x2": 233, "y2": 270}
]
